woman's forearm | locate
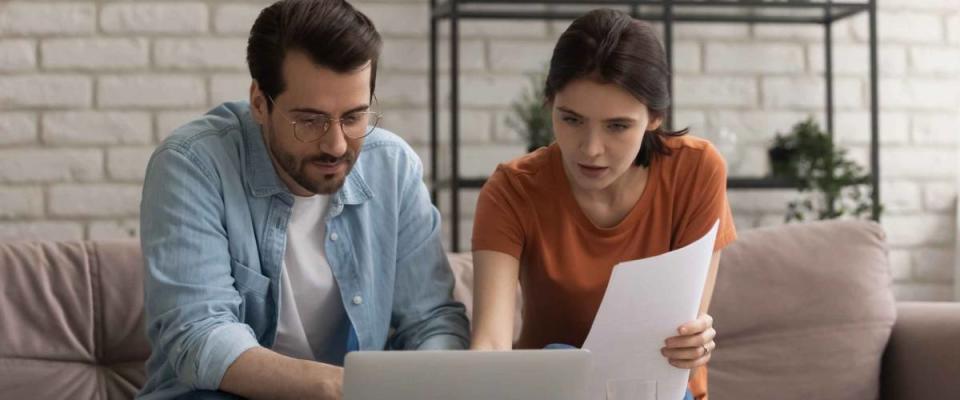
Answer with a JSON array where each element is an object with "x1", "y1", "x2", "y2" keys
[{"x1": 470, "y1": 250, "x2": 521, "y2": 350}]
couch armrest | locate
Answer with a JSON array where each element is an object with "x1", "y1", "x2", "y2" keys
[{"x1": 881, "y1": 301, "x2": 960, "y2": 400}]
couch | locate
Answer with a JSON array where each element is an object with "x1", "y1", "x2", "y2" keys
[{"x1": 2, "y1": 220, "x2": 959, "y2": 399}]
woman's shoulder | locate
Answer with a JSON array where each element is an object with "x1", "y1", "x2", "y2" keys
[
  {"x1": 487, "y1": 144, "x2": 557, "y2": 187},
  {"x1": 659, "y1": 134, "x2": 725, "y2": 168}
]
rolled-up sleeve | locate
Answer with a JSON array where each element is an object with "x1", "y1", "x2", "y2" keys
[{"x1": 141, "y1": 147, "x2": 261, "y2": 390}]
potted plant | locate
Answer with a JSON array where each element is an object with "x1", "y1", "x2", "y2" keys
[
  {"x1": 506, "y1": 71, "x2": 553, "y2": 152},
  {"x1": 768, "y1": 118, "x2": 881, "y2": 222}
]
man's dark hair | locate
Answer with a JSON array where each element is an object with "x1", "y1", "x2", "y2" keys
[
  {"x1": 247, "y1": 0, "x2": 382, "y2": 111},
  {"x1": 545, "y1": 8, "x2": 688, "y2": 167}
]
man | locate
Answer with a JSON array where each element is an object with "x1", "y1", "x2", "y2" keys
[{"x1": 138, "y1": 1, "x2": 469, "y2": 399}]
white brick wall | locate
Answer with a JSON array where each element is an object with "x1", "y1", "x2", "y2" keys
[
  {"x1": 910, "y1": 46, "x2": 960, "y2": 75},
  {"x1": 0, "y1": 75, "x2": 92, "y2": 107},
  {"x1": 675, "y1": 77, "x2": 758, "y2": 107},
  {"x1": 43, "y1": 112, "x2": 152, "y2": 145},
  {"x1": 705, "y1": 43, "x2": 805, "y2": 74},
  {"x1": 49, "y1": 184, "x2": 141, "y2": 218},
  {"x1": 0, "y1": 40, "x2": 36, "y2": 72},
  {"x1": 0, "y1": 187, "x2": 43, "y2": 219},
  {"x1": 0, "y1": 3, "x2": 96, "y2": 35},
  {"x1": 214, "y1": 5, "x2": 262, "y2": 35},
  {"x1": 489, "y1": 41, "x2": 553, "y2": 73},
  {"x1": 881, "y1": 78, "x2": 960, "y2": 110},
  {"x1": 101, "y1": 3, "x2": 208, "y2": 34},
  {"x1": 42, "y1": 39, "x2": 150, "y2": 70},
  {"x1": 154, "y1": 39, "x2": 247, "y2": 69},
  {"x1": 108, "y1": 147, "x2": 155, "y2": 181},
  {"x1": 0, "y1": 149, "x2": 103, "y2": 183},
  {"x1": 0, "y1": 222, "x2": 84, "y2": 242},
  {"x1": 762, "y1": 77, "x2": 862, "y2": 109},
  {"x1": 99, "y1": 75, "x2": 207, "y2": 108},
  {"x1": 853, "y1": 12, "x2": 943, "y2": 44},
  {"x1": 0, "y1": 0, "x2": 956, "y2": 301},
  {"x1": 0, "y1": 112, "x2": 37, "y2": 145},
  {"x1": 808, "y1": 44, "x2": 907, "y2": 76},
  {"x1": 949, "y1": 14, "x2": 960, "y2": 43}
]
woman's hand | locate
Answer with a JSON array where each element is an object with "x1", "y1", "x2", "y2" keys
[{"x1": 660, "y1": 314, "x2": 716, "y2": 369}]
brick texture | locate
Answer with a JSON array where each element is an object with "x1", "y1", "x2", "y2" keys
[{"x1": 0, "y1": 0, "x2": 955, "y2": 300}]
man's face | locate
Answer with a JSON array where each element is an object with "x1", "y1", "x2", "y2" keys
[{"x1": 251, "y1": 50, "x2": 373, "y2": 196}]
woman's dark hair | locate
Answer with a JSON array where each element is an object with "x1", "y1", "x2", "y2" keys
[
  {"x1": 545, "y1": 8, "x2": 688, "y2": 167},
  {"x1": 247, "y1": 0, "x2": 382, "y2": 111}
]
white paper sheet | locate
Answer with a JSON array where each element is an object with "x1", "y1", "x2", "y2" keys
[{"x1": 582, "y1": 220, "x2": 719, "y2": 400}]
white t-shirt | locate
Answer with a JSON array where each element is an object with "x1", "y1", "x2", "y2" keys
[{"x1": 272, "y1": 194, "x2": 350, "y2": 365}]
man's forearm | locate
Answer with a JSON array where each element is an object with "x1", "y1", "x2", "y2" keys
[{"x1": 219, "y1": 347, "x2": 343, "y2": 400}]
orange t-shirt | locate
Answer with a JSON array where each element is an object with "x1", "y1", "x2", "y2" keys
[{"x1": 471, "y1": 135, "x2": 737, "y2": 400}]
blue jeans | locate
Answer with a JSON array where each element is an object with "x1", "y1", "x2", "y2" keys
[{"x1": 545, "y1": 343, "x2": 694, "y2": 400}]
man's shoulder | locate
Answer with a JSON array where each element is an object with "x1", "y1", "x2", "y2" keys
[
  {"x1": 150, "y1": 102, "x2": 251, "y2": 177},
  {"x1": 356, "y1": 127, "x2": 424, "y2": 173},
  {"x1": 159, "y1": 102, "x2": 248, "y2": 155}
]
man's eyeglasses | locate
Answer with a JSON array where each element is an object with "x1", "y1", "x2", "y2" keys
[{"x1": 267, "y1": 95, "x2": 382, "y2": 142}]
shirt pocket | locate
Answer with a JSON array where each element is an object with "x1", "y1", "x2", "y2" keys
[{"x1": 230, "y1": 258, "x2": 270, "y2": 321}]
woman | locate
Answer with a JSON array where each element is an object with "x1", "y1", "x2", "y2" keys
[{"x1": 469, "y1": 8, "x2": 737, "y2": 400}]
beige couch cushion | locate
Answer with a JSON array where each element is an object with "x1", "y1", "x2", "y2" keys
[
  {"x1": 709, "y1": 220, "x2": 896, "y2": 399},
  {"x1": 0, "y1": 241, "x2": 149, "y2": 400}
]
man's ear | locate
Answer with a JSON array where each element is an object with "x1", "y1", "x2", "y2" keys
[{"x1": 250, "y1": 80, "x2": 268, "y2": 125}]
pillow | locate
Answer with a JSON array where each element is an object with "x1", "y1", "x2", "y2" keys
[{"x1": 709, "y1": 220, "x2": 896, "y2": 399}]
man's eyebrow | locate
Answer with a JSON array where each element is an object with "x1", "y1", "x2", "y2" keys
[{"x1": 289, "y1": 104, "x2": 370, "y2": 116}]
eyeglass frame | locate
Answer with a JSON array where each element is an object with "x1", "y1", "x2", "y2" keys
[{"x1": 265, "y1": 94, "x2": 383, "y2": 142}]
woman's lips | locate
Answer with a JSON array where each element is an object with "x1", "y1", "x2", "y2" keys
[{"x1": 577, "y1": 163, "x2": 608, "y2": 178}]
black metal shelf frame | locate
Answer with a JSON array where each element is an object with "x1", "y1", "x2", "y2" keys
[{"x1": 429, "y1": 0, "x2": 880, "y2": 251}]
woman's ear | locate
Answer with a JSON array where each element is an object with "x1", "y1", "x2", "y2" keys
[
  {"x1": 250, "y1": 80, "x2": 268, "y2": 125},
  {"x1": 647, "y1": 114, "x2": 663, "y2": 132}
]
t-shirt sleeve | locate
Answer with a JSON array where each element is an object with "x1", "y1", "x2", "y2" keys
[
  {"x1": 673, "y1": 142, "x2": 737, "y2": 252},
  {"x1": 471, "y1": 166, "x2": 526, "y2": 259}
]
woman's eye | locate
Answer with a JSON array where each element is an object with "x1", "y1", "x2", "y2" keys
[{"x1": 608, "y1": 123, "x2": 630, "y2": 132}]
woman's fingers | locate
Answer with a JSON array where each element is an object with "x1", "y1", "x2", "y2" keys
[
  {"x1": 661, "y1": 314, "x2": 718, "y2": 369},
  {"x1": 665, "y1": 327, "x2": 716, "y2": 349},
  {"x1": 661, "y1": 340, "x2": 716, "y2": 368},
  {"x1": 677, "y1": 314, "x2": 713, "y2": 335}
]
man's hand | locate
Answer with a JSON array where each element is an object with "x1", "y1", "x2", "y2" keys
[{"x1": 220, "y1": 347, "x2": 344, "y2": 400}]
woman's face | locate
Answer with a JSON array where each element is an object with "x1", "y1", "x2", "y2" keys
[{"x1": 551, "y1": 78, "x2": 662, "y2": 194}]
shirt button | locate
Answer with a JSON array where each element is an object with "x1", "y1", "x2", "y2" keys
[
  {"x1": 330, "y1": 232, "x2": 339, "y2": 241},
  {"x1": 352, "y1": 295, "x2": 363, "y2": 305}
]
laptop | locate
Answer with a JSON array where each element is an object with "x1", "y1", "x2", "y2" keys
[{"x1": 343, "y1": 349, "x2": 592, "y2": 400}]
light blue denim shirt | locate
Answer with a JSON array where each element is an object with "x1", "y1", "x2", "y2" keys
[{"x1": 138, "y1": 101, "x2": 469, "y2": 399}]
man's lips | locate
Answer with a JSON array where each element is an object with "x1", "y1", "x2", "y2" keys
[{"x1": 309, "y1": 159, "x2": 346, "y2": 174}]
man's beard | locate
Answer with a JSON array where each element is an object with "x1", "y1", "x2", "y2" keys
[{"x1": 267, "y1": 126, "x2": 356, "y2": 195}]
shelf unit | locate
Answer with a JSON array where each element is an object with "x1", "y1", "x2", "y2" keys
[{"x1": 429, "y1": 0, "x2": 880, "y2": 251}]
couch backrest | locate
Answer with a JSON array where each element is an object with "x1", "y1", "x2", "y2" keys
[
  {"x1": 0, "y1": 220, "x2": 897, "y2": 400},
  {"x1": 0, "y1": 240, "x2": 149, "y2": 400},
  {"x1": 709, "y1": 219, "x2": 896, "y2": 400}
]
